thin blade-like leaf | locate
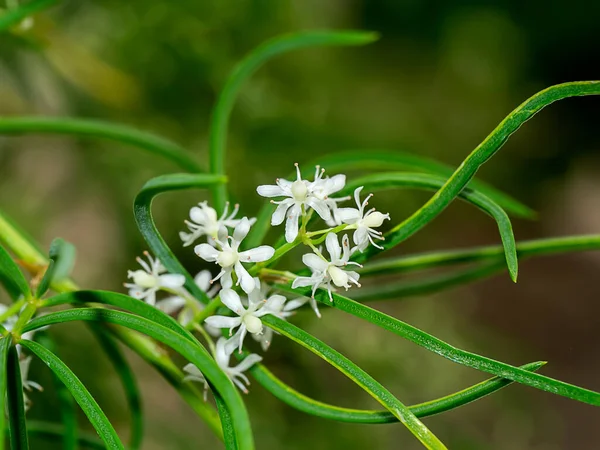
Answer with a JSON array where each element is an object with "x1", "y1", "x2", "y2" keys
[
  {"x1": 0, "y1": 117, "x2": 202, "y2": 172},
  {"x1": 209, "y1": 30, "x2": 379, "y2": 209},
  {"x1": 90, "y1": 327, "x2": 143, "y2": 450},
  {"x1": 0, "y1": 243, "x2": 30, "y2": 298},
  {"x1": 0, "y1": 335, "x2": 13, "y2": 450},
  {"x1": 359, "y1": 81, "x2": 600, "y2": 260},
  {"x1": 308, "y1": 150, "x2": 535, "y2": 218},
  {"x1": 250, "y1": 360, "x2": 544, "y2": 423},
  {"x1": 22, "y1": 309, "x2": 255, "y2": 450},
  {"x1": 360, "y1": 234, "x2": 600, "y2": 276},
  {"x1": 261, "y1": 315, "x2": 447, "y2": 449},
  {"x1": 134, "y1": 173, "x2": 227, "y2": 304},
  {"x1": 7, "y1": 346, "x2": 30, "y2": 450},
  {"x1": 280, "y1": 285, "x2": 600, "y2": 406},
  {"x1": 36, "y1": 335, "x2": 78, "y2": 450},
  {"x1": 354, "y1": 262, "x2": 505, "y2": 302},
  {"x1": 19, "y1": 340, "x2": 125, "y2": 450}
]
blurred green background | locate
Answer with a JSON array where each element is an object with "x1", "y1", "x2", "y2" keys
[{"x1": 1, "y1": 1, "x2": 600, "y2": 449}]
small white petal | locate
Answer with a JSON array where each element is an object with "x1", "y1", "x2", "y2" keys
[
  {"x1": 239, "y1": 246, "x2": 275, "y2": 263},
  {"x1": 195, "y1": 244, "x2": 219, "y2": 262},
  {"x1": 271, "y1": 199, "x2": 293, "y2": 226},
  {"x1": 194, "y1": 270, "x2": 212, "y2": 291},
  {"x1": 325, "y1": 233, "x2": 341, "y2": 261},
  {"x1": 235, "y1": 262, "x2": 255, "y2": 294},
  {"x1": 204, "y1": 315, "x2": 242, "y2": 329},
  {"x1": 156, "y1": 296, "x2": 186, "y2": 314},
  {"x1": 336, "y1": 207, "x2": 361, "y2": 224},
  {"x1": 233, "y1": 217, "x2": 251, "y2": 242},
  {"x1": 292, "y1": 276, "x2": 318, "y2": 289},
  {"x1": 234, "y1": 354, "x2": 263, "y2": 372},
  {"x1": 220, "y1": 270, "x2": 233, "y2": 288},
  {"x1": 189, "y1": 206, "x2": 208, "y2": 224},
  {"x1": 159, "y1": 273, "x2": 186, "y2": 289},
  {"x1": 220, "y1": 289, "x2": 244, "y2": 313},
  {"x1": 328, "y1": 174, "x2": 346, "y2": 194},
  {"x1": 257, "y1": 184, "x2": 285, "y2": 198},
  {"x1": 302, "y1": 253, "x2": 328, "y2": 272},
  {"x1": 306, "y1": 198, "x2": 331, "y2": 222},
  {"x1": 285, "y1": 204, "x2": 301, "y2": 243}
]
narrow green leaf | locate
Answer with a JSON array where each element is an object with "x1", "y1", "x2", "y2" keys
[
  {"x1": 359, "y1": 81, "x2": 600, "y2": 260},
  {"x1": 36, "y1": 334, "x2": 78, "y2": 450},
  {"x1": 307, "y1": 150, "x2": 535, "y2": 219},
  {"x1": 0, "y1": 335, "x2": 13, "y2": 450},
  {"x1": 340, "y1": 172, "x2": 518, "y2": 281},
  {"x1": 90, "y1": 327, "x2": 143, "y2": 450},
  {"x1": 42, "y1": 290, "x2": 197, "y2": 342},
  {"x1": 0, "y1": 0, "x2": 56, "y2": 32},
  {"x1": 360, "y1": 234, "x2": 600, "y2": 276},
  {"x1": 0, "y1": 117, "x2": 203, "y2": 172},
  {"x1": 280, "y1": 285, "x2": 600, "y2": 407},
  {"x1": 24, "y1": 421, "x2": 105, "y2": 450},
  {"x1": 250, "y1": 360, "x2": 545, "y2": 423},
  {"x1": 134, "y1": 173, "x2": 227, "y2": 304},
  {"x1": 7, "y1": 346, "x2": 29, "y2": 450},
  {"x1": 354, "y1": 262, "x2": 505, "y2": 302},
  {"x1": 0, "y1": 243, "x2": 30, "y2": 298},
  {"x1": 0, "y1": 209, "x2": 224, "y2": 440},
  {"x1": 214, "y1": 392, "x2": 238, "y2": 450},
  {"x1": 261, "y1": 315, "x2": 448, "y2": 449},
  {"x1": 19, "y1": 340, "x2": 125, "y2": 450},
  {"x1": 23, "y1": 309, "x2": 255, "y2": 450},
  {"x1": 209, "y1": 30, "x2": 379, "y2": 210}
]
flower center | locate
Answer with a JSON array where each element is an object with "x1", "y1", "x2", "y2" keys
[
  {"x1": 132, "y1": 270, "x2": 158, "y2": 288},
  {"x1": 328, "y1": 266, "x2": 348, "y2": 288},
  {"x1": 217, "y1": 250, "x2": 238, "y2": 268},
  {"x1": 243, "y1": 314, "x2": 263, "y2": 334},
  {"x1": 291, "y1": 180, "x2": 308, "y2": 202}
]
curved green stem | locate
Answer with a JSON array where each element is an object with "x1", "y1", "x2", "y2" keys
[{"x1": 209, "y1": 30, "x2": 379, "y2": 210}]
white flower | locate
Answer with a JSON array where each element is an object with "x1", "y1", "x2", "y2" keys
[
  {"x1": 156, "y1": 270, "x2": 219, "y2": 327},
  {"x1": 124, "y1": 252, "x2": 186, "y2": 306},
  {"x1": 257, "y1": 164, "x2": 346, "y2": 243},
  {"x1": 179, "y1": 201, "x2": 254, "y2": 247},
  {"x1": 183, "y1": 336, "x2": 262, "y2": 394},
  {"x1": 337, "y1": 187, "x2": 390, "y2": 251},
  {"x1": 310, "y1": 166, "x2": 349, "y2": 226},
  {"x1": 292, "y1": 233, "x2": 361, "y2": 304},
  {"x1": 194, "y1": 218, "x2": 274, "y2": 294},
  {"x1": 204, "y1": 285, "x2": 285, "y2": 353},
  {"x1": 20, "y1": 355, "x2": 43, "y2": 411},
  {"x1": 252, "y1": 294, "x2": 304, "y2": 351}
]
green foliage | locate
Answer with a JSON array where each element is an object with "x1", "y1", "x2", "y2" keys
[{"x1": 0, "y1": 14, "x2": 599, "y2": 449}]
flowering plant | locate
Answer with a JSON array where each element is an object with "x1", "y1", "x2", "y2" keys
[{"x1": 1, "y1": 4, "x2": 600, "y2": 450}]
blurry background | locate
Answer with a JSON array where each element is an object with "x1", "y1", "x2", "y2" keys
[{"x1": 1, "y1": 0, "x2": 600, "y2": 448}]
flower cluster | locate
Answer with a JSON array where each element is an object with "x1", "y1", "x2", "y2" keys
[{"x1": 125, "y1": 164, "x2": 390, "y2": 395}]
